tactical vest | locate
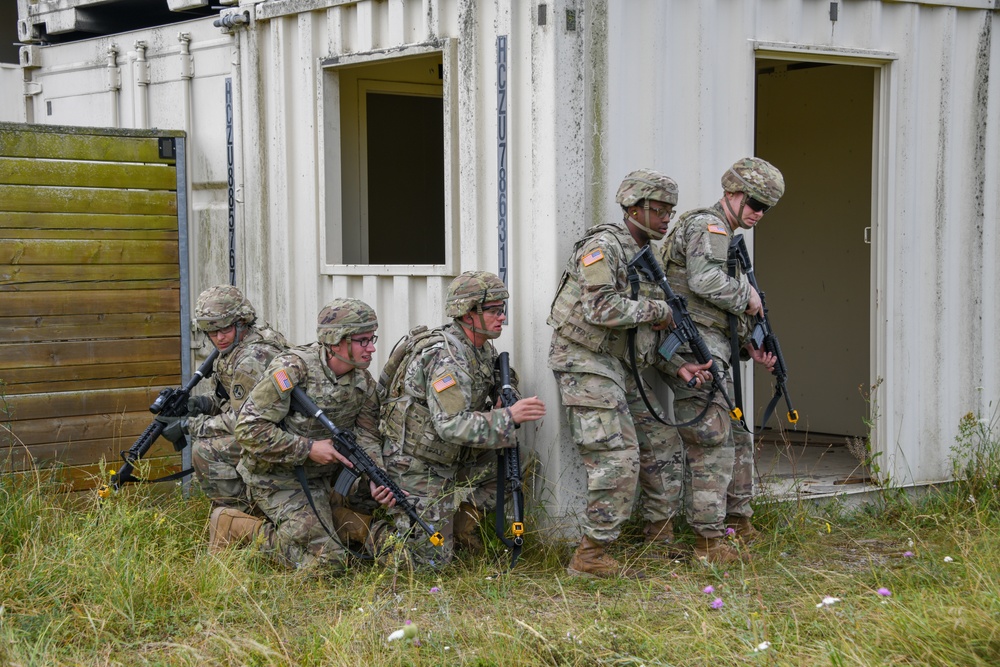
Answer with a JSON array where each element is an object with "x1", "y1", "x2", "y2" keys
[
  {"x1": 662, "y1": 208, "x2": 732, "y2": 334},
  {"x1": 547, "y1": 224, "x2": 650, "y2": 360},
  {"x1": 379, "y1": 325, "x2": 480, "y2": 467}
]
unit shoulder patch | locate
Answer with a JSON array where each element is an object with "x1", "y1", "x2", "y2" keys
[
  {"x1": 432, "y1": 374, "x2": 457, "y2": 393},
  {"x1": 581, "y1": 248, "x2": 605, "y2": 267},
  {"x1": 232, "y1": 383, "x2": 246, "y2": 401}
]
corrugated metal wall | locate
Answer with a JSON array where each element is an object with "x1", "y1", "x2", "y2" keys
[{"x1": 10, "y1": 0, "x2": 1000, "y2": 520}]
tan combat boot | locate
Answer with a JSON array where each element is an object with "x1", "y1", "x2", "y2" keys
[
  {"x1": 453, "y1": 502, "x2": 485, "y2": 554},
  {"x1": 566, "y1": 536, "x2": 645, "y2": 579},
  {"x1": 209, "y1": 507, "x2": 264, "y2": 553},
  {"x1": 643, "y1": 519, "x2": 687, "y2": 558},
  {"x1": 332, "y1": 506, "x2": 373, "y2": 544},
  {"x1": 725, "y1": 515, "x2": 761, "y2": 544},
  {"x1": 694, "y1": 535, "x2": 743, "y2": 565}
]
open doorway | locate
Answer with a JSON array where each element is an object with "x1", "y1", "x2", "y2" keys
[{"x1": 753, "y1": 58, "x2": 877, "y2": 496}]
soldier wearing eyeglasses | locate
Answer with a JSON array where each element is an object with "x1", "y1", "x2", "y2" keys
[
  {"x1": 377, "y1": 271, "x2": 546, "y2": 567},
  {"x1": 655, "y1": 157, "x2": 783, "y2": 563},
  {"x1": 224, "y1": 298, "x2": 396, "y2": 571}
]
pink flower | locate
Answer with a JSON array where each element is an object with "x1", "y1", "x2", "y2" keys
[
  {"x1": 877, "y1": 588, "x2": 891, "y2": 597},
  {"x1": 725, "y1": 527, "x2": 736, "y2": 537},
  {"x1": 702, "y1": 585, "x2": 715, "y2": 594},
  {"x1": 429, "y1": 587, "x2": 440, "y2": 593},
  {"x1": 903, "y1": 551, "x2": 914, "y2": 558},
  {"x1": 710, "y1": 598, "x2": 724, "y2": 609}
]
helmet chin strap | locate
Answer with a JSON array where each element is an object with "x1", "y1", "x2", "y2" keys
[
  {"x1": 465, "y1": 307, "x2": 502, "y2": 340},
  {"x1": 624, "y1": 203, "x2": 665, "y2": 241},
  {"x1": 327, "y1": 340, "x2": 366, "y2": 369},
  {"x1": 217, "y1": 322, "x2": 246, "y2": 357},
  {"x1": 723, "y1": 193, "x2": 754, "y2": 230}
]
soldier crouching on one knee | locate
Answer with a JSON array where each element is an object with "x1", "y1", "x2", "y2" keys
[
  {"x1": 222, "y1": 298, "x2": 396, "y2": 571},
  {"x1": 654, "y1": 157, "x2": 782, "y2": 564},
  {"x1": 157, "y1": 286, "x2": 288, "y2": 535},
  {"x1": 378, "y1": 271, "x2": 546, "y2": 567}
]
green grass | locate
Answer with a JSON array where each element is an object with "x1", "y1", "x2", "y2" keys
[{"x1": 2, "y1": 467, "x2": 999, "y2": 667}]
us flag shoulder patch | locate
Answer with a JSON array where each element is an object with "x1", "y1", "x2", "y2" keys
[
  {"x1": 581, "y1": 248, "x2": 605, "y2": 267},
  {"x1": 433, "y1": 374, "x2": 457, "y2": 393},
  {"x1": 273, "y1": 369, "x2": 293, "y2": 392},
  {"x1": 707, "y1": 224, "x2": 728, "y2": 235}
]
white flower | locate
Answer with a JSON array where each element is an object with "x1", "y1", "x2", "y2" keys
[
  {"x1": 968, "y1": 495, "x2": 976, "y2": 504},
  {"x1": 444, "y1": 646, "x2": 451, "y2": 651},
  {"x1": 754, "y1": 641, "x2": 771, "y2": 652},
  {"x1": 817, "y1": 596, "x2": 841, "y2": 607},
  {"x1": 387, "y1": 629, "x2": 406, "y2": 642},
  {"x1": 944, "y1": 556, "x2": 954, "y2": 562},
  {"x1": 907, "y1": 538, "x2": 914, "y2": 547}
]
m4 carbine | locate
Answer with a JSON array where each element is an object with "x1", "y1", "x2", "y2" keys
[
  {"x1": 109, "y1": 348, "x2": 219, "y2": 490},
  {"x1": 494, "y1": 351, "x2": 525, "y2": 568},
  {"x1": 729, "y1": 236, "x2": 799, "y2": 426},
  {"x1": 627, "y1": 245, "x2": 742, "y2": 422},
  {"x1": 289, "y1": 387, "x2": 444, "y2": 547}
]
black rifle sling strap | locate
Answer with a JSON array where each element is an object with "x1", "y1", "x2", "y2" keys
[
  {"x1": 626, "y1": 264, "x2": 715, "y2": 429},
  {"x1": 293, "y1": 465, "x2": 372, "y2": 561}
]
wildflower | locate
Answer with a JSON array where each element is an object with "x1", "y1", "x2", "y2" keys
[
  {"x1": 754, "y1": 641, "x2": 771, "y2": 652},
  {"x1": 430, "y1": 586, "x2": 440, "y2": 593},
  {"x1": 968, "y1": 495, "x2": 976, "y2": 505},
  {"x1": 907, "y1": 538, "x2": 914, "y2": 547},
  {"x1": 387, "y1": 620, "x2": 418, "y2": 643},
  {"x1": 817, "y1": 596, "x2": 841, "y2": 608},
  {"x1": 702, "y1": 585, "x2": 715, "y2": 594},
  {"x1": 877, "y1": 588, "x2": 891, "y2": 597},
  {"x1": 903, "y1": 551, "x2": 914, "y2": 558},
  {"x1": 444, "y1": 646, "x2": 451, "y2": 651},
  {"x1": 944, "y1": 556, "x2": 954, "y2": 563},
  {"x1": 825, "y1": 522, "x2": 832, "y2": 533},
  {"x1": 725, "y1": 527, "x2": 736, "y2": 537},
  {"x1": 710, "y1": 598, "x2": 724, "y2": 609}
]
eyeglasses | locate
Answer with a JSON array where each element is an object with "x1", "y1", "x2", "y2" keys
[
  {"x1": 746, "y1": 197, "x2": 771, "y2": 214},
  {"x1": 207, "y1": 324, "x2": 236, "y2": 338},
  {"x1": 350, "y1": 335, "x2": 378, "y2": 347},
  {"x1": 650, "y1": 205, "x2": 674, "y2": 220},
  {"x1": 481, "y1": 304, "x2": 507, "y2": 316}
]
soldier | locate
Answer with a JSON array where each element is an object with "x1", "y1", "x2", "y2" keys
[
  {"x1": 186, "y1": 286, "x2": 288, "y2": 515},
  {"x1": 378, "y1": 271, "x2": 546, "y2": 567},
  {"x1": 548, "y1": 169, "x2": 710, "y2": 579},
  {"x1": 655, "y1": 157, "x2": 781, "y2": 563},
  {"x1": 226, "y1": 298, "x2": 395, "y2": 571}
]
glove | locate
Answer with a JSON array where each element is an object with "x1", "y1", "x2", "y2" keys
[
  {"x1": 155, "y1": 415, "x2": 189, "y2": 451},
  {"x1": 187, "y1": 395, "x2": 215, "y2": 417}
]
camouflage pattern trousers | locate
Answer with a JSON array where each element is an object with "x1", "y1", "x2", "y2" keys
[
  {"x1": 191, "y1": 433, "x2": 252, "y2": 512},
  {"x1": 383, "y1": 448, "x2": 497, "y2": 567},
  {"x1": 246, "y1": 475, "x2": 349, "y2": 571},
  {"x1": 671, "y1": 373, "x2": 754, "y2": 539},
  {"x1": 558, "y1": 371, "x2": 684, "y2": 544}
]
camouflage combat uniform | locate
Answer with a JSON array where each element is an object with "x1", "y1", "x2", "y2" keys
[
  {"x1": 234, "y1": 343, "x2": 382, "y2": 570},
  {"x1": 380, "y1": 322, "x2": 518, "y2": 566},
  {"x1": 548, "y1": 220, "x2": 684, "y2": 544},
  {"x1": 656, "y1": 201, "x2": 755, "y2": 538},
  {"x1": 189, "y1": 324, "x2": 288, "y2": 510}
]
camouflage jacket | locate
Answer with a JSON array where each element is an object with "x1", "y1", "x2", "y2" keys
[
  {"x1": 657, "y1": 202, "x2": 752, "y2": 365},
  {"x1": 187, "y1": 323, "x2": 289, "y2": 439},
  {"x1": 380, "y1": 322, "x2": 517, "y2": 469},
  {"x1": 235, "y1": 342, "x2": 381, "y2": 490},
  {"x1": 547, "y1": 220, "x2": 672, "y2": 391}
]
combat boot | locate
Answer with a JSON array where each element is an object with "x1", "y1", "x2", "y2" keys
[
  {"x1": 332, "y1": 506, "x2": 372, "y2": 545},
  {"x1": 694, "y1": 535, "x2": 743, "y2": 565},
  {"x1": 566, "y1": 536, "x2": 645, "y2": 579},
  {"x1": 453, "y1": 502, "x2": 485, "y2": 554},
  {"x1": 209, "y1": 507, "x2": 263, "y2": 553},
  {"x1": 642, "y1": 519, "x2": 687, "y2": 558},
  {"x1": 726, "y1": 515, "x2": 761, "y2": 544}
]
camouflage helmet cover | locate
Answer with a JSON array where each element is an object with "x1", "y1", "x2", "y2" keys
[
  {"x1": 615, "y1": 169, "x2": 679, "y2": 208},
  {"x1": 194, "y1": 285, "x2": 256, "y2": 332},
  {"x1": 445, "y1": 271, "x2": 509, "y2": 318},
  {"x1": 721, "y1": 157, "x2": 785, "y2": 207},
  {"x1": 317, "y1": 298, "x2": 378, "y2": 346}
]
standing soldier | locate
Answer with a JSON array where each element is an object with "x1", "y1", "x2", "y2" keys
[
  {"x1": 655, "y1": 157, "x2": 781, "y2": 563},
  {"x1": 157, "y1": 286, "x2": 288, "y2": 532},
  {"x1": 548, "y1": 169, "x2": 706, "y2": 579},
  {"x1": 378, "y1": 271, "x2": 546, "y2": 567},
  {"x1": 227, "y1": 299, "x2": 395, "y2": 570}
]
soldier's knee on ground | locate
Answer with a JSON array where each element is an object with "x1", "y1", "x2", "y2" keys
[{"x1": 332, "y1": 506, "x2": 372, "y2": 545}]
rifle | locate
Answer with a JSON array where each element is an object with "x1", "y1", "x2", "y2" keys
[
  {"x1": 494, "y1": 351, "x2": 524, "y2": 568},
  {"x1": 627, "y1": 245, "x2": 742, "y2": 422},
  {"x1": 110, "y1": 348, "x2": 219, "y2": 489},
  {"x1": 729, "y1": 236, "x2": 799, "y2": 427},
  {"x1": 289, "y1": 387, "x2": 444, "y2": 547}
]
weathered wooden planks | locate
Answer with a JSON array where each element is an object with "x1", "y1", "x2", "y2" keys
[{"x1": 0, "y1": 156, "x2": 177, "y2": 190}]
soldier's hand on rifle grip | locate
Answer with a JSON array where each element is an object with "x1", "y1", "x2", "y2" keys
[
  {"x1": 307, "y1": 438, "x2": 353, "y2": 468},
  {"x1": 187, "y1": 395, "x2": 214, "y2": 417},
  {"x1": 508, "y1": 396, "x2": 546, "y2": 425},
  {"x1": 747, "y1": 345, "x2": 777, "y2": 373},
  {"x1": 370, "y1": 482, "x2": 398, "y2": 509},
  {"x1": 678, "y1": 360, "x2": 714, "y2": 388},
  {"x1": 745, "y1": 286, "x2": 763, "y2": 318}
]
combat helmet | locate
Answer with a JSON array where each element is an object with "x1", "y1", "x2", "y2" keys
[
  {"x1": 615, "y1": 169, "x2": 679, "y2": 208},
  {"x1": 317, "y1": 298, "x2": 378, "y2": 346},
  {"x1": 194, "y1": 285, "x2": 256, "y2": 333},
  {"x1": 721, "y1": 157, "x2": 785, "y2": 207},
  {"x1": 445, "y1": 271, "x2": 509, "y2": 318}
]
